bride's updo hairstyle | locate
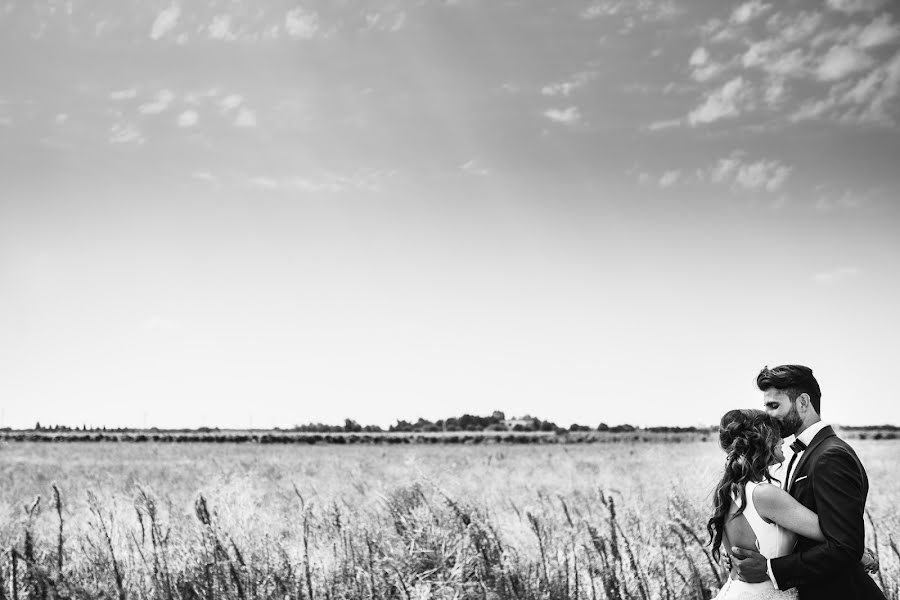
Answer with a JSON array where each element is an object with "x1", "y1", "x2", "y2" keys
[{"x1": 706, "y1": 408, "x2": 783, "y2": 561}]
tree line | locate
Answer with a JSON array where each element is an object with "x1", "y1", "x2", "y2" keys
[{"x1": 18, "y1": 412, "x2": 725, "y2": 434}]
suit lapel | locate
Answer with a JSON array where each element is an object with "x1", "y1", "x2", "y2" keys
[{"x1": 789, "y1": 425, "x2": 835, "y2": 494}]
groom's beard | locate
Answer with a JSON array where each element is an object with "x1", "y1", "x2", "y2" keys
[{"x1": 777, "y1": 403, "x2": 803, "y2": 437}]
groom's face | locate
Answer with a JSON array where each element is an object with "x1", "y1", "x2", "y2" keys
[{"x1": 763, "y1": 389, "x2": 803, "y2": 438}]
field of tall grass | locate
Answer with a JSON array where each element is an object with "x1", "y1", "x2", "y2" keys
[{"x1": 1, "y1": 440, "x2": 897, "y2": 599}]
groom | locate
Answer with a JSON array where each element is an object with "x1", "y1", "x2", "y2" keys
[{"x1": 731, "y1": 364, "x2": 885, "y2": 599}]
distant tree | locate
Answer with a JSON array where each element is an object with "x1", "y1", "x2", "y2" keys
[
  {"x1": 491, "y1": 410, "x2": 506, "y2": 422},
  {"x1": 569, "y1": 423, "x2": 591, "y2": 432},
  {"x1": 34, "y1": 421, "x2": 42, "y2": 430},
  {"x1": 343, "y1": 419, "x2": 363, "y2": 433},
  {"x1": 609, "y1": 424, "x2": 636, "y2": 433},
  {"x1": 597, "y1": 423, "x2": 609, "y2": 432}
]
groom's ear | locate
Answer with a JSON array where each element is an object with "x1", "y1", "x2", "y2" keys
[{"x1": 797, "y1": 393, "x2": 811, "y2": 413}]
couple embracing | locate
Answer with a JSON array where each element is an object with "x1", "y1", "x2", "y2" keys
[{"x1": 708, "y1": 364, "x2": 885, "y2": 600}]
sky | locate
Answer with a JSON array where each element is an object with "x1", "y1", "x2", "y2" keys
[{"x1": 2, "y1": 0, "x2": 900, "y2": 430}]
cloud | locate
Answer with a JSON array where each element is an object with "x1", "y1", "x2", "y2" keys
[
  {"x1": 192, "y1": 171, "x2": 217, "y2": 184},
  {"x1": 460, "y1": 160, "x2": 489, "y2": 176},
  {"x1": 138, "y1": 89, "x2": 175, "y2": 115},
  {"x1": 177, "y1": 110, "x2": 198, "y2": 127},
  {"x1": 857, "y1": 14, "x2": 900, "y2": 48},
  {"x1": 541, "y1": 72, "x2": 594, "y2": 97},
  {"x1": 689, "y1": 46, "x2": 728, "y2": 82},
  {"x1": 110, "y1": 88, "x2": 137, "y2": 101},
  {"x1": 658, "y1": 170, "x2": 681, "y2": 188},
  {"x1": 285, "y1": 7, "x2": 319, "y2": 39},
  {"x1": 764, "y1": 77, "x2": 787, "y2": 107},
  {"x1": 208, "y1": 14, "x2": 237, "y2": 41},
  {"x1": 688, "y1": 77, "x2": 749, "y2": 125},
  {"x1": 150, "y1": 4, "x2": 180, "y2": 40},
  {"x1": 219, "y1": 94, "x2": 243, "y2": 113},
  {"x1": 816, "y1": 45, "x2": 874, "y2": 81},
  {"x1": 580, "y1": 0, "x2": 680, "y2": 24},
  {"x1": 543, "y1": 106, "x2": 582, "y2": 125},
  {"x1": 249, "y1": 176, "x2": 279, "y2": 190},
  {"x1": 109, "y1": 123, "x2": 146, "y2": 145},
  {"x1": 645, "y1": 118, "x2": 683, "y2": 131},
  {"x1": 825, "y1": 0, "x2": 884, "y2": 14},
  {"x1": 234, "y1": 107, "x2": 257, "y2": 127},
  {"x1": 765, "y1": 11, "x2": 824, "y2": 45},
  {"x1": 813, "y1": 266, "x2": 860, "y2": 284},
  {"x1": 690, "y1": 47, "x2": 709, "y2": 67},
  {"x1": 248, "y1": 170, "x2": 395, "y2": 194},
  {"x1": 708, "y1": 151, "x2": 792, "y2": 192},
  {"x1": 734, "y1": 160, "x2": 792, "y2": 192},
  {"x1": 815, "y1": 189, "x2": 866, "y2": 210},
  {"x1": 731, "y1": 0, "x2": 771, "y2": 25}
]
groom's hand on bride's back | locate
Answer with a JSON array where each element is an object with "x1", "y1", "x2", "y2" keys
[{"x1": 730, "y1": 546, "x2": 769, "y2": 583}]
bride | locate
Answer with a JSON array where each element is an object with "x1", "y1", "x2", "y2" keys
[{"x1": 707, "y1": 409, "x2": 877, "y2": 599}]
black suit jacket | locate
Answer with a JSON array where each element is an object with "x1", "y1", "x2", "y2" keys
[{"x1": 770, "y1": 426, "x2": 885, "y2": 600}]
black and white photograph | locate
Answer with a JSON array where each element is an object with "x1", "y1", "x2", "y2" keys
[{"x1": 2, "y1": 0, "x2": 899, "y2": 597}]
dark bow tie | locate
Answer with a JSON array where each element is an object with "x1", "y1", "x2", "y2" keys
[{"x1": 790, "y1": 439, "x2": 807, "y2": 453}]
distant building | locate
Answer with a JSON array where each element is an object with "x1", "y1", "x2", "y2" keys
[{"x1": 501, "y1": 418, "x2": 536, "y2": 431}]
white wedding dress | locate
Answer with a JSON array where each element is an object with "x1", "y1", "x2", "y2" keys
[{"x1": 714, "y1": 481, "x2": 799, "y2": 599}]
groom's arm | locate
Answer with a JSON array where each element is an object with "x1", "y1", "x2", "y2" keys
[{"x1": 770, "y1": 447, "x2": 866, "y2": 590}]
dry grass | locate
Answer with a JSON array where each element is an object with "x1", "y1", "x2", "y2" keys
[{"x1": 1, "y1": 440, "x2": 897, "y2": 599}]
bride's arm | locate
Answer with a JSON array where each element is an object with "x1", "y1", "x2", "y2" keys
[{"x1": 752, "y1": 483, "x2": 826, "y2": 542}]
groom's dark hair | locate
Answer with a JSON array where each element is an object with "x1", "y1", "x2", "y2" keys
[{"x1": 757, "y1": 364, "x2": 821, "y2": 414}]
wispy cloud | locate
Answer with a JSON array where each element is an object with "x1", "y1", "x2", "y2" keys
[
  {"x1": 730, "y1": 0, "x2": 771, "y2": 25},
  {"x1": 543, "y1": 106, "x2": 581, "y2": 125},
  {"x1": 363, "y1": 10, "x2": 407, "y2": 33},
  {"x1": 689, "y1": 46, "x2": 727, "y2": 82},
  {"x1": 208, "y1": 15, "x2": 237, "y2": 41},
  {"x1": 688, "y1": 77, "x2": 750, "y2": 125},
  {"x1": 247, "y1": 169, "x2": 395, "y2": 194},
  {"x1": 460, "y1": 159, "x2": 489, "y2": 176},
  {"x1": 825, "y1": 0, "x2": 885, "y2": 15},
  {"x1": 658, "y1": 169, "x2": 682, "y2": 188},
  {"x1": 219, "y1": 94, "x2": 243, "y2": 113},
  {"x1": 285, "y1": 7, "x2": 320, "y2": 39},
  {"x1": 580, "y1": 0, "x2": 681, "y2": 26},
  {"x1": 249, "y1": 176, "x2": 279, "y2": 190},
  {"x1": 816, "y1": 45, "x2": 874, "y2": 81},
  {"x1": 857, "y1": 14, "x2": 900, "y2": 49},
  {"x1": 109, "y1": 123, "x2": 146, "y2": 145},
  {"x1": 707, "y1": 151, "x2": 792, "y2": 192},
  {"x1": 192, "y1": 171, "x2": 217, "y2": 184},
  {"x1": 110, "y1": 88, "x2": 137, "y2": 101},
  {"x1": 138, "y1": 89, "x2": 175, "y2": 115},
  {"x1": 177, "y1": 110, "x2": 198, "y2": 127},
  {"x1": 645, "y1": 118, "x2": 683, "y2": 131},
  {"x1": 814, "y1": 189, "x2": 867, "y2": 211},
  {"x1": 541, "y1": 72, "x2": 594, "y2": 97},
  {"x1": 234, "y1": 107, "x2": 257, "y2": 127},
  {"x1": 813, "y1": 266, "x2": 860, "y2": 284},
  {"x1": 150, "y1": 5, "x2": 180, "y2": 40}
]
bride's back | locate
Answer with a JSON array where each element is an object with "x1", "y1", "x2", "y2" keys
[{"x1": 724, "y1": 481, "x2": 797, "y2": 560}]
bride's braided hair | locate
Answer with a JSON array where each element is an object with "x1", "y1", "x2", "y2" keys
[{"x1": 706, "y1": 408, "x2": 783, "y2": 561}]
